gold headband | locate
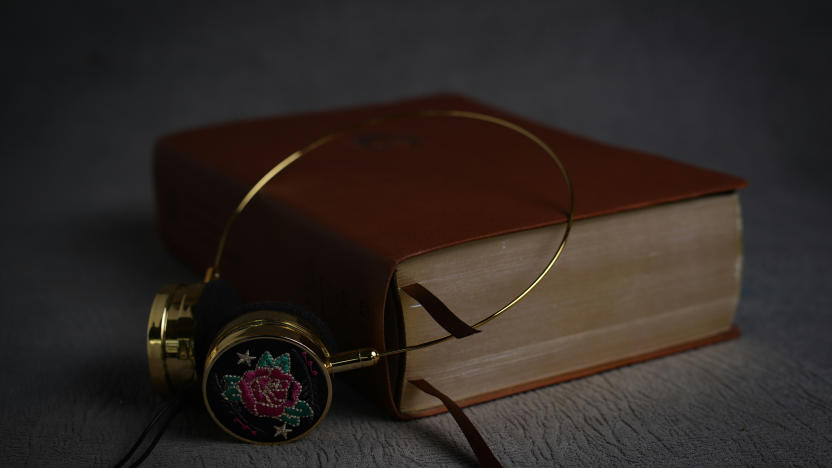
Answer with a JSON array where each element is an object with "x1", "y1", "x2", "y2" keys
[{"x1": 205, "y1": 109, "x2": 575, "y2": 357}]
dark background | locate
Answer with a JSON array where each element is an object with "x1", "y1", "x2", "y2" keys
[{"x1": 2, "y1": 1, "x2": 831, "y2": 466}]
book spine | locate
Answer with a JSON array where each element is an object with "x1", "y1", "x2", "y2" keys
[{"x1": 153, "y1": 143, "x2": 402, "y2": 418}]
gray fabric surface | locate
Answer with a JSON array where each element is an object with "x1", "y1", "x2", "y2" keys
[{"x1": 2, "y1": 1, "x2": 831, "y2": 466}]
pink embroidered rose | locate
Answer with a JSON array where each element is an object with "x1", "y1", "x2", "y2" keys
[{"x1": 239, "y1": 367, "x2": 301, "y2": 418}]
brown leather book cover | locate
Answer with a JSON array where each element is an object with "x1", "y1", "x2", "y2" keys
[{"x1": 154, "y1": 93, "x2": 747, "y2": 418}]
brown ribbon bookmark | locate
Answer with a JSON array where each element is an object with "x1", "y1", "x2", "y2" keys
[
  {"x1": 402, "y1": 283, "x2": 480, "y2": 338},
  {"x1": 410, "y1": 379, "x2": 502, "y2": 468}
]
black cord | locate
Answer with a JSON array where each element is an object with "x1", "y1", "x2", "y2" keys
[
  {"x1": 126, "y1": 394, "x2": 187, "y2": 468},
  {"x1": 115, "y1": 385, "x2": 192, "y2": 468}
]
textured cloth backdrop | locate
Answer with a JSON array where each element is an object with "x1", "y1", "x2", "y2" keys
[{"x1": 1, "y1": 1, "x2": 831, "y2": 466}]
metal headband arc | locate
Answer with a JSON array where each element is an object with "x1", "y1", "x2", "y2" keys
[{"x1": 206, "y1": 109, "x2": 575, "y2": 357}]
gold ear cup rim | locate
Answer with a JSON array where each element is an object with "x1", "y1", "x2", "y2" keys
[
  {"x1": 147, "y1": 283, "x2": 203, "y2": 394},
  {"x1": 202, "y1": 311, "x2": 334, "y2": 444}
]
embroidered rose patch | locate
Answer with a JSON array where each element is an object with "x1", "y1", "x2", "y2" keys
[
  {"x1": 222, "y1": 351, "x2": 314, "y2": 427},
  {"x1": 205, "y1": 340, "x2": 330, "y2": 443}
]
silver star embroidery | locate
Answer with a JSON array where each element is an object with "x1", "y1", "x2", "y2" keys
[
  {"x1": 274, "y1": 423, "x2": 292, "y2": 440},
  {"x1": 236, "y1": 350, "x2": 255, "y2": 366}
]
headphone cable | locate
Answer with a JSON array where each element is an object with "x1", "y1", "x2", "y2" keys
[{"x1": 114, "y1": 384, "x2": 193, "y2": 468}]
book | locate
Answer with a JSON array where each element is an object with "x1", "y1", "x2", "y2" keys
[{"x1": 153, "y1": 93, "x2": 746, "y2": 418}]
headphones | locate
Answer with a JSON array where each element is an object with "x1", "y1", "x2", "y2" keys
[{"x1": 146, "y1": 110, "x2": 574, "y2": 445}]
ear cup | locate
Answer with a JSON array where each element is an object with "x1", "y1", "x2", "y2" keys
[
  {"x1": 202, "y1": 303, "x2": 336, "y2": 444},
  {"x1": 193, "y1": 280, "x2": 243, "y2": 374},
  {"x1": 235, "y1": 301, "x2": 338, "y2": 353}
]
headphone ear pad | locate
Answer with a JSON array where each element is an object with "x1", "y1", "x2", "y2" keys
[
  {"x1": 235, "y1": 301, "x2": 338, "y2": 353},
  {"x1": 193, "y1": 280, "x2": 242, "y2": 373}
]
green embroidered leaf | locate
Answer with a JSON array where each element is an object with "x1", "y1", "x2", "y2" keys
[
  {"x1": 224, "y1": 375, "x2": 242, "y2": 386},
  {"x1": 274, "y1": 353, "x2": 291, "y2": 373},
  {"x1": 257, "y1": 351, "x2": 275, "y2": 369},
  {"x1": 279, "y1": 413, "x2": 300, "y2": 427},
  {"x1": 224, "y1": 388, "x2": 242, "y2": 402},
  {"x1": 223, "y1": 375, "x2": 242, "y2": 402},
  {"x1": 286, "y1": 400, "x2": 313, "y2": 418}
]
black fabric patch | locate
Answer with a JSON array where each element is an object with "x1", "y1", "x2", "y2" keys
[
  {"x1": 193, "y1": 280, "x2": 242, "y2": 374},
  {"x1": 204, "y1": 338, "x2": 330, "y2": 444}
]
